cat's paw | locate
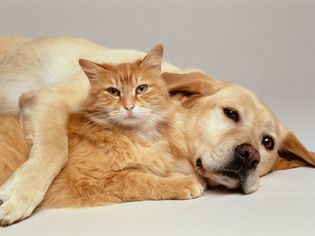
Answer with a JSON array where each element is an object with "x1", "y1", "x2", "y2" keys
[{"x1": 173, "y1": 177, "x2": 205, "y2": 200}]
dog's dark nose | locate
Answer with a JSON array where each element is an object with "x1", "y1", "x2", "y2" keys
[{"x1": 234, "y1": 143, "x2": 260, "y2": 170}]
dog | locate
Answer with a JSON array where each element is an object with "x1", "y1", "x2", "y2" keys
[{"x1": 0, "y1": 36, "x2": 314, "y2": 226}]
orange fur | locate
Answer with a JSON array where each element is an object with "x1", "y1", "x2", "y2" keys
[
  {"x1": 0, "y1": 116, "x2": 30, "y2": 186},
  {"x1": 0, "y1": 47, "x2": 205, "y2": 209},
  {"x1": 79, "y1": 58, "x2": 172, "y2": 134},
  {"x1": 40, "y1": 112, "x2": 201, "y2": 208},
  {"x1": 0, "y1": 94, "x2": 202, "y2": 209}
]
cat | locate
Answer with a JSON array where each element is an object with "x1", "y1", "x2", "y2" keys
[
  {"x1": 78, "y1": 45, "x2": 172, "y2": 140},
  {"x1": 0, "y1": 45, "x2": 205, "y2": 209}
]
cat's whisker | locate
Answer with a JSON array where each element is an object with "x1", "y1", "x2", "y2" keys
[
  {"x1": 77, "y1": 55, "x2": 176, "y2": 138},
  {"x1": 82, "y1": 118, "x2": 104, "y2": 129}
]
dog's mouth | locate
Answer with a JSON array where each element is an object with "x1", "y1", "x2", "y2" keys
[
  {"x1": 218, "y1": 170, "x2": 239, "y2": 179},
  {"x1": 195, "y1": 158, "x2": 259, "y2": 194}
]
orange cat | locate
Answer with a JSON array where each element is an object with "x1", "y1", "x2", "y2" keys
[{"x1": 0, "y1": 45, "x2": 205, "y2": 209}]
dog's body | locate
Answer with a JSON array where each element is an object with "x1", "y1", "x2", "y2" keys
[{"x1": 0, "y1": 36, "x2": 314, "y2": 225}]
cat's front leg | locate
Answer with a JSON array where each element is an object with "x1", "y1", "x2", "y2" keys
[
  {"x1": 99, "y1": 170, "x2": 206, "y2": 203},
  {"x1": 161, "y1": 174, "x2": 206, "y2": 200}
]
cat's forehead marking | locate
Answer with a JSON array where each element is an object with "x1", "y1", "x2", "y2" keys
[
  {"x1": 136, "y1": 76, "x2": 143, "y2": 83},
  {"x1": 109, "y1": 76, "x2": 117, "y2": 85},
  {"x1": 99, "y1": 63, "x2": 158, "y2": 92},
  {"x1": 116, "y1": 70, "x2": 142, "y2": 87}
]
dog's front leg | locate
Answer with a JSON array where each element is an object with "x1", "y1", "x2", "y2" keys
[{"x1": 0, "y1": 80, "x2": 89, "y2": 226}]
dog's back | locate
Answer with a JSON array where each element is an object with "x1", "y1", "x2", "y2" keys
[{"x1": 0, "y1": 37, "x2": 31, "y2": 65}]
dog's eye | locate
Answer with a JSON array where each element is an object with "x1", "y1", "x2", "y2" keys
[
  {"x1": 106, "y1": 87, "x2": 120, "y2": 97},
  {"x1": 136, "y1": 84, "x2": 148, "y2": 95},
  {"x1": 262, "y1": 136, "x2": 274, "y2": 150},
  {"x1": 223, "y1": 108, "x2": 240, "y2": 122}
]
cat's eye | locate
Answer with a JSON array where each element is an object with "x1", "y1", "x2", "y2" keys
[
  {"x1": 223, "y1": 107, "x2": 240, "y2": 122},
  {"x1": 106, "y1": 87, "x2": 120, "y2": 97},
  {"x1": 262, "y1": 136, "x2": 274, "y2": 150},
  {"x1": 136, "y1": 84, "x2": 148, "y2": 95}
]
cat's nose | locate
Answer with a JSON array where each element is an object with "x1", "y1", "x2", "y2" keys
[{"x1": 123, "y1": 105, "x2": 135, "y2": 111}]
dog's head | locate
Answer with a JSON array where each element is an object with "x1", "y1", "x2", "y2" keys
[{"x1": 162, "y1": 71, "x2": 315, "y2": 194}]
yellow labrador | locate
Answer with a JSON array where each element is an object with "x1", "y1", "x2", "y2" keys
[
  {"x1": 163, "y1": 72, "x2": 315, "y2": 189},
  {"x1": 0, "y1": 36, "x2": 313, "y2": 226}
]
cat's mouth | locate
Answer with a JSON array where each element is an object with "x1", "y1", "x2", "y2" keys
[
  {"x1": 125, "y1": 112, "x2": 139, "y2": 120},
  {"x1": 120, "y1": 112, "x2": 143, "y2": 124},
  {"x1": 117, "y1": 109, "x2": 149, "y2": 126}
]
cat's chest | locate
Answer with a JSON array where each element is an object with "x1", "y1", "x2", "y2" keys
[
  {"x1": 67, "y1": 129, "x2": 176, "y2": 177},
  {"x1": 70, "y1": 128, "x2": 141, "y2": 150},
  {"x1": 67, "y1": 116, "x2": 181, "y2": 170}
]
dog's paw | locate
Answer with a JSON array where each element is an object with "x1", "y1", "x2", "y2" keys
[
  {"x1": 0, "y1": 185, "x2": 38, "y2": 226},
  {"x1": 174, "y1": 177, "x2": 205, "y2": 200}
]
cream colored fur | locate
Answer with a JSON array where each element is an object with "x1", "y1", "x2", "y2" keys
[
  {"x1": 0, "y1": 36, "x2": 314, "y2": 226},
  {"x1": 0, "y1": 36, "x2": 191, "y2": 225}
]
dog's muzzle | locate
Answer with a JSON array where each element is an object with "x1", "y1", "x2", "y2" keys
[
  {"x1": 224, "y1": 143, "x2": 260, "y2": 193},
  {"x1": 230, "y1": 143, "x2": 260, "y2": 171},
  {"x1": 196, "y1": 143, "x2": 261, "y2": 194}
]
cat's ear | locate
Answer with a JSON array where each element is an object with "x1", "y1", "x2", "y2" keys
[
  {"x1": 140, "y1": 44, "x2": 164, "y2": 74},
  {"x1": 79, "y1": 59, "x2": 107, "y2": 84}
]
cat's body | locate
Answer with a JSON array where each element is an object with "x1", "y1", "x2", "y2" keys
[
  {"x1": 0, "y1": 109, "x2": 202, "y2": 208},
  {"x1": 0, "y1": 45, "x2": 205, "y2": 209},
  {"x1": 43, "y1": 108, "x2": 200, "y2": 208}
]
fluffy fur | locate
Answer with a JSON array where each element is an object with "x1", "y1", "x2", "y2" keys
[
  {"x1": 0, "y1": 45, "x2": 205, "y2": 210},
  {"x1": 78, "y1": 46, "x2": 172, "y2": 136},
  {"x1": 0, "y1": 36, "x2": 314, "y2": 226}
]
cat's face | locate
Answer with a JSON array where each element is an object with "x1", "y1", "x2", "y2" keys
[{"x1": 79, "y1": 45, "x2": 171, "y2": 128}]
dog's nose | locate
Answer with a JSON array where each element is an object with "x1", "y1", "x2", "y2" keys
[{"x1": 234, "y1": 143, "x2": 260, "y2": 170}]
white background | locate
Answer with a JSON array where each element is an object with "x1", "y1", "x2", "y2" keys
[
  {"x1": 1, "y1": 1, "x2": 315, "y2": 235},
  {"x1": 1, "y1": 0, "x2": 314, "y2": 149}
]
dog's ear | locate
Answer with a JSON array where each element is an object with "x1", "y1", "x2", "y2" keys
[
  {"x1": 161, "y1": 72, "x2": 219, "y2": 100},
  {"x1": 273, "y1": 130, "x2": 315, "y2": 171}
]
